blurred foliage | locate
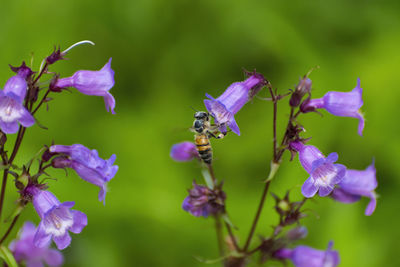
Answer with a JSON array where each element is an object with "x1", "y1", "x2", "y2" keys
[{"x1": 0, "y1": 0, "x2": 399, "y2": 266}]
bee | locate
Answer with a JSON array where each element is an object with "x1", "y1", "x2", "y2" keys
[{"x1": 191, "y1": 111, "x2": 225, "y2": 165}]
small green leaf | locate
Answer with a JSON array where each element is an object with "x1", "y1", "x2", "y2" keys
[
  {"x1": 222, "y1": 213, "x2": 238, "y2": 230},
  {"x1": 201, "y1": 168, "x2": 214, "y2": 189},
  {"x1": 0, "y1": 245, "x2": 18, "y2": 267},
  {"x1": 4, "y1": 205, "x2": 24, "y2": 223},
  {"x1": 0, "y1": 163, "x2": 10, "y2": 171}
]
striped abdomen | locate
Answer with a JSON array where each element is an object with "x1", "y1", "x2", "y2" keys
[{"x1": 195, "y1": 134, "x2": 212, "y2": 164}]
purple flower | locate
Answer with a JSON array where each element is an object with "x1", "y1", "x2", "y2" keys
[
  {"x1": 331, "y1": 161, "x2": 377, "y2": 215},
  {"x1": 275, "y1": 241, "x2": 340, "y2": 267},
  {"x1": 54, "y1": 58, "x2": 116, "y2": 114},
  {"x1": 301, "y1": 78, "x2": 364, "y2": 136},
  {"x1": 182, "y1": 181, "x2": 225, "y2": 217},
  {"x1": 9, "y1": 221, "x2": 63, "y2": 267},
  {"x1": 26, "y1": 186, "x2": 87, "y2": 250},
  {"x1": 290, "y1": 141, "x2": 346, "y2": 198},
  {"x1": 0, "y1": 65, "x2": 35, "y2": 134},
  {"x1": 204, "y1": 72, "x2": 266, "y2": 135},
  {"x1": 50, "y1": 144, "x2": 118, "y2": 204},
  {"x1": 170, "y1": 142, "x2": 198, "y2": 161}
]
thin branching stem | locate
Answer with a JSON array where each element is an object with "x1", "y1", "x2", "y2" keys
[{"x1": 0, "y1": 215, "x2": 19, "y2": 244}]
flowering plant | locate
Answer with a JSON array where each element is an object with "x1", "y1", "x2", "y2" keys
[
  {"x1": 0, "y1": 41, "x2": 118, "y2": 266},
  {"x1": 171, "y1": 71, "x2": 377, "y2": 266}
]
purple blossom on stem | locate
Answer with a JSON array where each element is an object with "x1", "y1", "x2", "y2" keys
[
  {"x1": 170, "y1": 142, "x2": 198, "y2": 161},
  {"x1": 204, "y1": 72, "x2": 266, "y2": 135},
  {"x1": 290, "y1": 141, "x2": 346, "y2": 198},
  {"x1": 275, "y1": 241, "x2": 340, "y2": 267},
  {"x1": 53, "y1": 58, "x2": 116, "y2": 114},
  {"x1": 0, "y1": 64, "x2": 35, "y2": 133},
  {"x1": 9, "y1": 221, "x2": 63, "y2": 267},
  {"x1": 182, "y1": 181, "x2": 225, "y2": 217},
  {"x1": 50, "y1": 144, "x2": 118, "y2": 204},
  {"x1": 301, "y1": 78, "x2": 364, "y2": 136},
  {"x1": 331, "y1": 161, "x2": 378, "y2": 215},
  {"x1": 26, "y1": 186, "x2": 87, "y2": 250}
]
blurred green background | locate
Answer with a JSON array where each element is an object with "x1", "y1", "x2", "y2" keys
[{"x1": 0, "y1": 0, "x2": 398, "y2": 266}]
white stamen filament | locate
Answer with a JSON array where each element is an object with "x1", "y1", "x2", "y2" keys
[{"x1": 62, "y1": 40, "x2": 95, "y2": 55}]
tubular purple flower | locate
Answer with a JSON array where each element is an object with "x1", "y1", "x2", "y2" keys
[
  {"x1": 204, "y1": 72, "x2": 266, "y2": 135},
  {"x1": 275, "y1": 241, "x2": 340, "y2": 267},
  {"x1": 170, "y1": 142, "x2": 198, "y2": 161},
  {"x1": 26, "y1": 186, "x2": 87, "y2": 250},
  {"x1": 290, "y1": 141, "x2": 346, "y2": 198},
  {"x1": 301, "y1": 78, "x2": 364, "y2": 136},
  {"x1": 182, "y1": 181, "x2": 225, "y2": 217},
  {"x1": 54, "y1": 58, "x2": 116, "y2": 114},
  {"x1": 9, "y1": 221, "x2": 63, "y2": 267},
  {"x1": 331, "y1": 161, "x2": 377, "y2": 215},
  {"x1": 50, "y1": 144, "x2": 118, "y2": 204},
  {"x1": 0, "y1": 66, "x2": 35, "y2": 134}
]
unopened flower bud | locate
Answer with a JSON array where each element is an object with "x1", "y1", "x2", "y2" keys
[
  {"x1": 51, "y1": 156, "x2": 72, "y2": 169},
  {"x1": 290, "y1": 77, "x2": 312, "y2": 107},
  {"x1": 286, "y1": 226, "x2": 308, "y2": 241}
]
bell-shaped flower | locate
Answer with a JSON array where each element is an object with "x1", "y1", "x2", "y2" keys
[
  {"x1": 275, "y1": 241, "x2": 340, "y2": 267},
  {"x1": 182, "y1": 181, "x2": 225, "y2": 217},
  {"x1": 53, "y1": 58, "x2": 116, "y2": 114},
  {"x1": 204, "y1": 72, "x2": 266, "y2": 135},
  {"x1": 50, "y1": 144, "x2": 118, "y2": 204},
  {"x1": 170, "y1": 142, "x2": 198, "y2": 161},
  {"x1": 331, "y1": 161, "x2": 377, "y2": 215},
  {"x1": 26, "y1": 186, "x2": 87, "y2": 250},
  {"x1": 9, "y1": 221, "x2": 63, "y2": 267},
  {"x1": 0, "y1": 64, "x2": 35, "y2": 133},
  {"x1": 301, "y1": 78, "x2": 364, "y2": 136},
  {"x1": 290, "y1": 141, "x2": 346, "y2": 198}
]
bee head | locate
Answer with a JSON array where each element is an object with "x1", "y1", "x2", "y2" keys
[{"x1": 194, "y1": 111, "x2": 209, "y2": 121}]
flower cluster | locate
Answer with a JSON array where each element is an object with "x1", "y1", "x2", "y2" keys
[
  {"x1": 171, "y1": 70, "x2": 377, "y2": 266},
  {"x1": 0, "y1": 41, "x2": 118, "y2": 266}
]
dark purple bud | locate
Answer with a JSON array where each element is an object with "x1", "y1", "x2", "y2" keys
[
  {"x1": 290, "y1": 77, "x2": 312, "y2": 107},
  {"x1": 9, "y1": 62, "x2": 34, "y2": 80},
  {"x1": 42, "y1": 148, "x2": 58, "y2": 162},
  {"x1": 182, "y1": 181, "x2": 226, "y2": 217},
  {"x1": 51, "y1": 156, "x2": 72, "y2": 169},
  {"x1": 46, "y1": 47, "x2": 64, "y2": 65},
  {"x1": 49, "y1": 75, "x2": 63, "y2": 93},
  {"x1": 286, "y1": 226, "x2": 308, "y2": 241}
]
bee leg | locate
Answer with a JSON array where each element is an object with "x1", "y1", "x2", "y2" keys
[{"x1": 207, "y1": 130, "x2": 225, "y2": 139}]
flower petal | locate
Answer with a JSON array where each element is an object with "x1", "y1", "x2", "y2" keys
[
  {"x1": 53, "y1": 233, "x2": 71, "y2": 250},
  {"x1": 301, "y1": 177, "x2": 318, "y2": 198},
  {"x1": 34, "y1": 223, "x2": 52, "y2": 248},
  {"x1": 43, "y1": 249, "x2": 64, "y2": 267},
  {"x1": 70, "y1": 210, "x2": 88, "y2": 234}
]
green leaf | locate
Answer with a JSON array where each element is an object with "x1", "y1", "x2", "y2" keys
[
  {"x1": 222, "y1": 213, "x2": 238, "y2": 230},
  {"x1": 0, "y1": 245, "x2": 18, "y2": 267},
  {"x1": 201, "y1": 168, "x2": 214, "y2": 189}
]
